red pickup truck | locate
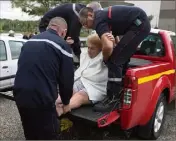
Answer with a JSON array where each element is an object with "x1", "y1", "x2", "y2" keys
[{"x1": 69, "y1": 28, "x2": 176, "y2": 139}]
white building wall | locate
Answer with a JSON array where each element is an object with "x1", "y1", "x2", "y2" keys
[
  {"x1": 159, "y1": 18, "x2": 176, "y2": 31},
  {"x1": 160, "y1": 1, "x2": 175, "y2": 10},
  {"x1": 125, "y1": 1, "x2": 161, "y2": 28},
  {"x1": 159, "y1": 0, "x2": 176, "y2": 32}
]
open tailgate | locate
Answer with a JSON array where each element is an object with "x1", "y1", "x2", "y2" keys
[{"x1": 70, "y1": 105, "x2": 120, "y2": 127}]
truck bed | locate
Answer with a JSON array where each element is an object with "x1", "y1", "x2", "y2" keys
[
  {"x1": 70, "y1": 58, "x2": 153, "y2": 123},
  {"x1": 128, "y1": 58, "x2": 153, "y2": 67}
]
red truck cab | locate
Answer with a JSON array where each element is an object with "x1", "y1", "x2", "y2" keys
[{"x1": 69, "y1": 28, "x2": 176, "y2": 139}]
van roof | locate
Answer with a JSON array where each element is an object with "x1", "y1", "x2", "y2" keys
[{"x1": 0, "y1": 35, "x2": 27, "y2": 42}]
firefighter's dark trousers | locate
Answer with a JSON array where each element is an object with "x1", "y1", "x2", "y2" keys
[
  {"x1": 106, "y1": 17, "x2": 151, "y2": 99},
  {"x1": 17, "y1": 105, "x2": 60, "y2": 140}
]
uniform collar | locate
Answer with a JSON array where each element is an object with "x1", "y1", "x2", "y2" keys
[{"x1": 47, "y1": 28, "x2": 58, "y2": 35}]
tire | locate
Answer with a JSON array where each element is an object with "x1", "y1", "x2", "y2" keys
[{"x1": 137, "y1": 93, "x2": 166, "y2": 140}]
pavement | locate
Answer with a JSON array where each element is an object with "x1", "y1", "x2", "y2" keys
[
  {"x1": 0, "y1": 94, "x2": 176, "y2": 140},
  {"x1": 0, "y1": 96, "x2": 25, "y2": 140}
]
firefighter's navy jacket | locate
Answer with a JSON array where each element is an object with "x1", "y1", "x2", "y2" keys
[
  {"x1": 13, "y1": 29, "x2": 74, "y2": 108},
  {"x1": 39, "y1": 3, "x2": 86, "y2": 58}
]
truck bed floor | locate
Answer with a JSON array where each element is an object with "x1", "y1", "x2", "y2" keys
[
  {"x1": 70, "y1": 105, "x2": 107, "y2": 122},
  {"x1": 129, "y1": 58, "x2": 153, "y2": 67}
]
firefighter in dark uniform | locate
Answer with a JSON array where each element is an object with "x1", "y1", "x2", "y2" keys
[
  {"x1": 39, "y1": 2, "x2": 103, "y2": 62},
  {"x1": 13, "y1": 17, "x2": 74, "y2": 140},
  {"x1": 79, "y1": 6, "x2": 151, "y2": 112},
  {"x1": 39, "y1": 3, "x2": 85, "y2": 61}
]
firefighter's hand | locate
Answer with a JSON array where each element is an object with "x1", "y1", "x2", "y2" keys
[
  {"x1": 56, "y1": 104, "x2": 64, "y2": 117},
  {"x1": 115, "y1": 36, "x2": 120, "y2": 44},
  {"x1": 63, "y1": 104, "x2": 71, "y2": 114},
  {"x1": 66, "y1": 37, "x2": 74, "y2": 45},
  {"x1": 104, "y1": 33, "x2": 116, "y2": 46}
]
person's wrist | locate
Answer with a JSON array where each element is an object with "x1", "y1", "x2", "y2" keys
[
  {"x1": 63, "y1": 104, "x2": 69, "y2": 107},
  {"x1": 63, "y1": 99, "x2": 70, "y2": 106}
]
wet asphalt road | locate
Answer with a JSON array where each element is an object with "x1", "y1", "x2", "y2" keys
[{"x1": 0, "y1": 95, "x2": 176, "y2": 140}]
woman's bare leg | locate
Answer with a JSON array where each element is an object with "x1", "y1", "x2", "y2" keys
[
  {"x1": 56, "y1": 89, "x2": 76, "y2": 105},
  {"x1": 69, "y1": 91, "x2": 91, "y2": 110},
  {"x1": 55, "y1": 91, "x2": 90, "y2": 116}
]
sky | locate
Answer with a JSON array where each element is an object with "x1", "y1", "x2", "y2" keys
[
  {"x1": 0, "y1": 0, "x2": 161, "y2": 26},
  {"x1": 0, "y1": 0, "x2": 40, "y2": 21}
]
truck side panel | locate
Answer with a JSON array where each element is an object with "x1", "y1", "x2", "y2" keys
[
  {"x1": 139, "y1": 75, "x2": 171, "y2": 125},
  {"x1": 121, "y1": 78, "x2": 158, "y2": 129},
  {"x1": 120, "y1": 64, "x2": 174, "y2": 129}
]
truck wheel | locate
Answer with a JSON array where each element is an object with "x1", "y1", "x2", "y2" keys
[{"x1": 137, "y1": 94, "x2": 166, "y2": 140}]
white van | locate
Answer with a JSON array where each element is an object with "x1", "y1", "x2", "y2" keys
[{"x1": 0, "y1": 36, "x2": 26, "y2": 92}]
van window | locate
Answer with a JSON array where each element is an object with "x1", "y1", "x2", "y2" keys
[
  {"x1": 80, "y1": 40, "x2": 87, "y2": 48},
  {"x1": 9, "y1": 40, "x2": 24, "y2": 59},
  {"x1": 171, "y1": 36, "x2": 176, "y2": 55},
  {"x1": 80, "y1": 37, "x2": 87, "y2": 48},
  {"x1": 135, "y1": 33, "x2": 165, "y2": 57},
  {"x1": 0, "y1": 40, "x2": 7, "y2": 61}
]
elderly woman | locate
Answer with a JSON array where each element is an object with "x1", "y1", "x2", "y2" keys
[{"x1": 56, "y1": 33, "x2": 118, "y2": 116}]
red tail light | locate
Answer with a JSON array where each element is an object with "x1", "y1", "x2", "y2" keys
[{"x1": 122, "y1": 76, "x2": 138, "y2": 109}]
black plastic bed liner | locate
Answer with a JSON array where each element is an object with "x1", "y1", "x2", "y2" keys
[
  {"x1": 70, "y1": 105, "x2": 120, "y2": 128},
  {"x1": 70, "y1": 105, "x2": 107, "y2": 122},
  {"x1": 129, "y1": 58, "x2": 153, "y2": 67},
  {"x1": 70, "y1": 106, "x2": 120, "y2": 128}
]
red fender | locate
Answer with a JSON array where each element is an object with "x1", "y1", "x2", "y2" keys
[{"x1": 139, "y1": 75, "x2": 171, "y2": 125}]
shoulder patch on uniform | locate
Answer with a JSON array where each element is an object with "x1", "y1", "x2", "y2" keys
[{"x1": 28, "y1": 39, "x2": 73, "y2": 58}]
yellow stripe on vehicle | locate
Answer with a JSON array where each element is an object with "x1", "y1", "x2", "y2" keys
[{"x1": 138, "y1": 69, "x2": 175, "y2": 84}]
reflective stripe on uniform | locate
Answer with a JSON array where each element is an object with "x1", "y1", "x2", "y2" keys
[
  {"x1": 28, "y1": 39, "x2": 73, "y2": 58},
  {"x1": 73, "y1": 3, "x2": 79, "y2": 17},
  {"x1": 108, "y1": 78, "x2": 122, "y2": 82}
]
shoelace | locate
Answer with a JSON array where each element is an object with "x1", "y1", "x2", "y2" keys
[
  {"x1": 109, "y1": 89, "x2": 124, "y2": 110},
  {"x1": 98, "y1": 88, "x2": 124, "y2": 107}
]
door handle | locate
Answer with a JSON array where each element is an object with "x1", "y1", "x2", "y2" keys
[{"x1": 2, "y1": 66, "x2": 8, "y2": 69}]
